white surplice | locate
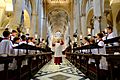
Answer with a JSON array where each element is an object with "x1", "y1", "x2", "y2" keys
[
  {"x1": 107, "y1": 32, "x2": 116, "y2": 40},
  {"x1": 0, "y1": 39, "x2": 14, "y2": 71},
  {"x1": 98, "y1": 41, "x2": 108, "y2": 70},
  {"x1": 19, "y1": 41, "x2": 28, "y2": 67},
  {"x1": 54, "y1": 43, "x2": 63, "y2": 57}
]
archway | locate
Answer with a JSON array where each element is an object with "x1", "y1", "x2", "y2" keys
[
  {"x1": 116, "y1": 10, "x2": 120, "y2": 36},
  {"x1": 86, "y1": 8, "x2": 94, "y2": 35},
  {"x1": 47, "y1": 8, "x2": 69, "y2": 49}
]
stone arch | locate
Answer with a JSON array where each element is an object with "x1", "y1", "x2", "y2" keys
[
  {"x1": 86, "y1": 8, "x2": 94, "y2": 27},
  {"x1": 1, "y1": 19, "x2": 9, "y2": 28},
  {"x1": 86, "y1": 8, "x2": 94, "y2": 35},
  {"x1": 116, "y1": 10, "x2": 120, "y2": 36},
  {"x1": 47, "y1": 8, "x2": 69, "y2": 34}
]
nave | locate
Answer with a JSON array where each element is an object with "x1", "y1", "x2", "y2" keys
[
  {"x1": 0, "y1": 0, "x2": 120, "y2": 80},
  {"x1": 31, "y1": 56, "x2": 90, "y2": 80}
]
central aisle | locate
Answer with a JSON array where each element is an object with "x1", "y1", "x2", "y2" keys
[{"x1": 31, "y1": 56, "x2": 90, "y2": 80}]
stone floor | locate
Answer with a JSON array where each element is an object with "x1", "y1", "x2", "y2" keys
[{"x1": 31, "y1": 56, "x2": 90, "y2": 80}]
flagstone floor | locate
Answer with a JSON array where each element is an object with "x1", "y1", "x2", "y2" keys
[{"x1": 31, "y1": 56, "x2": 90, "y2": 80}]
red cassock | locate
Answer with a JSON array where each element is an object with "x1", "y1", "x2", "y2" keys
[{"x1": 53, "y1": 41, "x2": 64, "y2": 65}]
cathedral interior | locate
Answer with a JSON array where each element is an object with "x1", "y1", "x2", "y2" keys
[{"x1": 0, "y1": 0, "x2": 120, "y2": 80}]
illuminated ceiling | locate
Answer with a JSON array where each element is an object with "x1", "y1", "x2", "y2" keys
[
  {"x1": 48, "y1": 9, "x2": 68, "y2": 33},
  {"x1": 44, "y1": 0, "x2": 73, "y2": 34}
]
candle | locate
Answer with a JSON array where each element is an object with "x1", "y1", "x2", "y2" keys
[
  {"x1": 35, "y1": 34, "x2": 38, "y2": 39},
  {"x1": 26, "y1": 28, "x2": 29, "y2": 34},
  {"x1": 88, "y1": 28, "x2": 91, "y2": 34},
  {"x1": 80, "y1": 35, "x2": 83, "y2": 39}
]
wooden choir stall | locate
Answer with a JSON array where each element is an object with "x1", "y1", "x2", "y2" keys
[
  {"x1": 0, "y1": 44, "x2": 52, "y2": 80},
  {"x1": 66, "y1": 36, "x2": 120, "y2": 80}
]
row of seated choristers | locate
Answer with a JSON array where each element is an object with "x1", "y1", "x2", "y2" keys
[
  {"x1": 74, "y1": 26, "x2": 119, "y2": 74},
  {"x1": 0, "y1": 29, "x2": 45, "y2": 72}
]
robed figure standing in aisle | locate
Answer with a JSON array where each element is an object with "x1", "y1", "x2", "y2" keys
[{"x1": 52, "y1": 40, "x2": 64, "y2": 65}]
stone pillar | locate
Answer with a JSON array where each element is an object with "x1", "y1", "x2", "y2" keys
[
  {"x1": 73, "y1": 0, "x2": 81, "y2": 46},
  {"x1": 30, "y1": 0, "x2": 39, "y2": 37},
  {"x1": 36, "y1": 0, "x2": 42, "y2": 38},
  {"x1": 42, "y1": 17, "x2": 47, "y2": 40},
  {"x1": 93, "y1": 0, "x2": 102, "y2": 35},
  {"x1": 73, "y1": 0, "x2": 77, "y2": 33},
  {"x1": 42, "y1": 2, "x2": 47, "y2": 40},
  {"x1": 30, "y1": 12, "x2": 37, "y2": 36},
  {"x1": 81, "y1": 14, "x2": 87, "y2": 37},
  {"x1": 10, "y1": 0, "x2": 24, "y2": 27}
]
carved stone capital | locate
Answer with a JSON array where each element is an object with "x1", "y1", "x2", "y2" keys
[{"x1": 80, "y1": 13, "x2": 86, "y2": 17}]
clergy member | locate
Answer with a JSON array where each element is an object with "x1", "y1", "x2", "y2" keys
[{"x1": 53, "y1": 40, "x2": 64, "y2": 65}]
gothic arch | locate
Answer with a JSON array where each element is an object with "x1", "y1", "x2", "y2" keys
[
  {"x1": 116, "y1": 10, "x2": 120, "y2": 36},
  {"x1": 86, "y1": 8, "x2": 94, "y2": 28}
]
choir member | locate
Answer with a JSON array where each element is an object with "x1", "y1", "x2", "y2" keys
[
  {"x1": 96, "y1": 33, "x2": 108, "y2": 70},
  {"x1": 28, "y1": 37, "x2": 35, "y2": 46},
  {"x1": 0, "y1": 30, "x2": 13, "y2": 55},
  {"x1": 0, "y1": 31, "x2": 14, "y2": 71},
  {"x1": 106, "y1": 26, "x2": 116, "y2": 39},
  {"x1": 13, "y1": 37, "x2": 20, "y2": 55},
  {"x1": 10, "y1": 30, "x2": 17, "y2": 41}
]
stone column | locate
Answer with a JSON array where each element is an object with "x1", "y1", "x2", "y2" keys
[
  {"x1": 42, "y1": 2, "x2": 47, "y2": 40},
  {"x1": 93, "y1": 0, "x2": 102, "y2": 35},
  {"x1": 30, "y1": 0, "x2": 39, "y2": 37},
  {"x1": 81, "y1": 14, "x2": 87, "y2": 37},
  {"x1": 36, "y1": 0, "x2": 42, "y2": 38},
  {"x1": 73, "y1": 0, "x2": 77, "y2": 33},
  {"x1": 73, "y1": 0, "x2": 81, "y2": 46},
  {"x1": 10, "y1": 0, "x2": 24, "y2": 27},
  {"x1": 30, "y1": 12, "x2": 37, "y2": 36},
  {"x1": 42, "y1": 17, "x2": 47, "y2": 40}
]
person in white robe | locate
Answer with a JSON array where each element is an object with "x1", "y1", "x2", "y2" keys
[
  {"x1": 96, "y1": 33, "x2": 108, "y2": 70},
  {"x1": 81, "y1": 37, "x2": 90, "y2": 54},
  {"x1": 0, "y1": 31, "x2": 14, "y2": 71},
  {"x1": 10, "y1": 30, "x2": 17, "y2": 41},
  {"x1": 28, "y1": 37, "x2": 35, "y2": 55},
  {"x1": 53, "y1": 40, "x2": 64, "y2": 65},
  {"x1": 19, "y1": 35, "x2": 28, "y2": 67},
  {"x1": 13, "y1": 37, "x2": 21, "y2": 55},
  {"x1": 19, "y1": 35, "x2": 27, "y2": 55},
  {"x1": 106, "y1": 27, "x2": 116, "y2": 39}
]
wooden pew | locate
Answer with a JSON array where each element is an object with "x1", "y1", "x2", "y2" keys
[{"x1": 0, "y1": 44, "x2": 52, "y2": 80}]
